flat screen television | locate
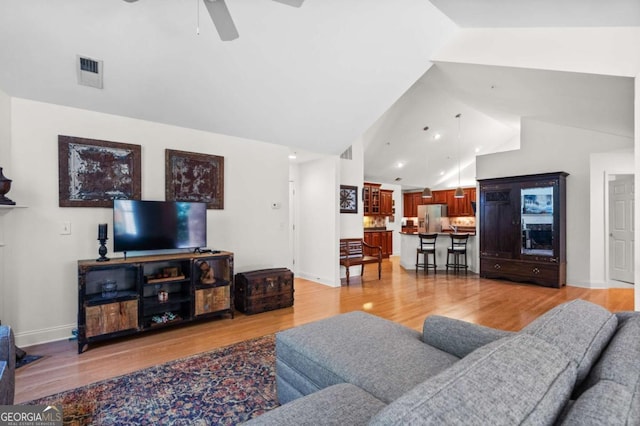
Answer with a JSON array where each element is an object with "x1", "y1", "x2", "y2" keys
[{"x1": 113, "y1": 200, "x2": 207, "y2": 253}]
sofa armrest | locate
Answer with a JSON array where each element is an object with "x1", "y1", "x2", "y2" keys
[
  {"x1": 0, "y1": 326, "x2": 15, "y2": 405},
  {"x1": 423, "y1": 315, "x2": 513, "y2": 358}
]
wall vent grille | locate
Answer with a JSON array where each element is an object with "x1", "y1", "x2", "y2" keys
[{"x1": 76, "y1": 55, "x2": 103, "y2": 89}]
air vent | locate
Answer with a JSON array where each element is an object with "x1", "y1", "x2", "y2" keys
[
  {"x1": 340, "y1": 146, "x2": 352, "y2": 160},
  {"x1": 76, "y1": 55, "x2": 103, "y2": 89}
]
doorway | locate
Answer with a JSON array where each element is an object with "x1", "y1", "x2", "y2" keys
[{"x1": 608, "y1": 174, "x2": 634, "y2": 284}]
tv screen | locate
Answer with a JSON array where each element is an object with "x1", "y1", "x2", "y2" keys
[{"x1": 113, "y1": 200, "x2": 207, "y2": 252}]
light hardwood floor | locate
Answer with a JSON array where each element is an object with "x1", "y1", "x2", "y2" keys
[{"x1": 15, "y1": 257, "x2": 634, "y2": 403}]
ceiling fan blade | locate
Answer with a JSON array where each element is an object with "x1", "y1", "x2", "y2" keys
[
  {"x1": 272, "y1": 0, "x2": 304, "y2": 7},
  {"x1": 203, "y1": 0, "x2": 239, "y2": 41}
]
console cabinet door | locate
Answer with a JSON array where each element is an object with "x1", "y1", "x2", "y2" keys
[
  {"x1": 85, "y1": 300, "x2": 138, "y2": 338},
  {"x1": 479, "y1": 183, "x2": 519, "y2": 259}
]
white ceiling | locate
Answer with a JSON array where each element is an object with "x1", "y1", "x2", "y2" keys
[
  {"x1": 364, "y1": 63, "x2": 634, "y2": 189},
  {"x1": 0, "y1": 0, "x2": 636, "y2": 188},
  {"x1": 0, "y1": 0, "x2": 456, "y2": 156}
]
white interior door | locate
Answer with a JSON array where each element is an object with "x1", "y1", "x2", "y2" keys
[{"x1": 609, "y1": 175, "x2": 634, "y2": 284}]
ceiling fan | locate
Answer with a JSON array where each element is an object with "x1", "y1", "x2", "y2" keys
[{"x1": 124, "y1": 0, "x2": 304, "y2": 41}]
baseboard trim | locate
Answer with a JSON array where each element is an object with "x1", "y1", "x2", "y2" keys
[{"x1": 15, "y1": 323, "x2": 76, "y2": 348}]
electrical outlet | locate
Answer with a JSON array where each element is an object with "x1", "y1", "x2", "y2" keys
[{"x1": 60, "y1": 221, "x2": 71, "y2": 235}]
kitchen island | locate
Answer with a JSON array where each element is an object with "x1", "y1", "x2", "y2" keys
[{"x1": 399, "y1": 231, "x2": 477, "y2": 273}]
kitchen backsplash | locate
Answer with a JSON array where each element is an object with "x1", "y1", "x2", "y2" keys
[
  {"x1": 363, "y1": 216, "x2": 387, "y2": 228},
  {"x1": 402, "y1": 216, "x2": 476, "y2": 227}
]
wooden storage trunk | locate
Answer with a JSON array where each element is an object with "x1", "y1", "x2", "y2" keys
[{"x1": 234, "y1": 268, "x2": 294, "y2": 315}]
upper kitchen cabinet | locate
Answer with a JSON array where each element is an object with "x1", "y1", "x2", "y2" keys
[
  {"x1": 448, "y1": 188, "x2": 477, "y2": 217},
  {"x1": 404, "y1": 188, "x2": 475, "y2": 217},
  {"x1": 380, "y1": 190, "x2": 393, "y2": 216},
  {"x1": 478, "y1": 172, "x2": 568, "y2": 288},
  {"x1": 363, "y1": 183, "x2": 394, "y2": 216},
  {"x1": 403, "y1": 191, "x2": 423, "y2": 217},
  {"x1": 363, "y1": 183, "x2": 381, "y2": 215}
]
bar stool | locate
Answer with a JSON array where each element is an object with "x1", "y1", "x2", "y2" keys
[
  {"x1": 416, "y1": 233, "x2": 438, "y2": 273},
  {"x1": 446, "y1": 233, "x2": 469, "y2": 273}
]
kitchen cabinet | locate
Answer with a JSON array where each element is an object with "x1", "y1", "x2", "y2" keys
[
  {"x1": 380, "y1": 190, "x2": 393, "y2": 216},
  {"x1": 403, "y1": 191, "x2": 424, "y2": 217},
  {"x1": 404, "y1": 188, "x2": 475, "y2": 217},
  {"x1": 364, "y1": 183, "x2": 393, "y2": 216},
  {"x1": 448, "y1": 188, "x2": 477, "y2": 217},
  {"x1": 478, "y1": 172, "x2": 567, "y2": 288},
  {"x1": 364, "y1": 230, "x2": 393, "y2": 258},
  {"x1": 363, "y1": 183, "x2": 381, "y2": 215}
]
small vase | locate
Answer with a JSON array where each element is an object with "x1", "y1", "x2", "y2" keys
[{"x1": 0, "y1": 167, "x2": 15, "y2": 205}]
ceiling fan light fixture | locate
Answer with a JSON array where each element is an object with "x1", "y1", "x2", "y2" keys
[{"x1": 422, "y1": 187, "x2": 433, "y2": 198}]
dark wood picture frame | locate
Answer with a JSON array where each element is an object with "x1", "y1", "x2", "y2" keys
[
  {"x1": 58, "y1": 135, "x2": 142, "y2": 207},
  {"x1": 165, "y1": 149, "x2": 224, "y2": 209},
  {"x1": 340, "y1": 185, "x2": 358, "y2": 214}
]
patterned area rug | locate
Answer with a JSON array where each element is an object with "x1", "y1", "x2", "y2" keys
[{"x1": 24, "y1": 335, "x2": 278, "y2": 425}]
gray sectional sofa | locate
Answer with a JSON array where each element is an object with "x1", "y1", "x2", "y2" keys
[
  {"x1": 0, "y1": 325, "x2": 15, "y2": 405},
  {"x1": 246, "y1": 299, "x2": 640, "y2": 425}
]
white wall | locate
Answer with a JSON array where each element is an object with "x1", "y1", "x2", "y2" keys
[
  {"x1": 476, "y1": 118, "x2": 633, "y2": 286},
  {"x1": 589, "y1": 151, "x2": 634, "y2": 287},
  {"x1": 296, "y1": 156, "x2": 340, "y2": 287},
  {"x1": 5, "y1": 98, "x2": 291, "y2": 346},
  {"x1": 434, "y1": 27, "x2": 640, "y2": 77},
  {"x1": 0, "y1": 88, "x2": 11, "y2": 325},
  {"x1": 340, "y1": 137, "x2": 364, "y2": 238}
]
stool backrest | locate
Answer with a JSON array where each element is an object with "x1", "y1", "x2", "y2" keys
[
  {"x1": 418, "y1": 233, "x2": 438, "y2": 250},
  {"x1": 450, "y1": 233, "x2": 469, "y2": 250}
]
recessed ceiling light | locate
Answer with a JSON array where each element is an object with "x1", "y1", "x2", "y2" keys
[
  {"x1": 475, "y1": 147, "x2": 481, "y2": 153},
  {"x1": 397, "y1": 162, "x2": 404, "y2": 168},
  {"x1": 440, "y1": 171, "x2": 445, "y2": 176},
  {"x1": 288, "y1": 152, "x2": 297, "y2": 159},
  {"x1": 433, "y1": 133, "x2": 441, "y2": 140}
]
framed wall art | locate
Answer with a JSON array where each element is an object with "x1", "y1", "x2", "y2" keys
[
  {"x1": 58, "y1": 135, "x2": 142, "y2": 207},
  {"x1": 165, "y1": 149, "x2": 224, "y2": 209},
  {"x1": 340, "y1": 185, "x2": 358, "y2": 214}
]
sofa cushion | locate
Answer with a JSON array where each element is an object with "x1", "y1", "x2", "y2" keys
[
  {"x1": 276, "y1": 311, "x2": 459, "y2": 404},
  {"x1": 243, "y1": 383, "x2": 386, "y2": 426},
  {"x1": 580, "y1": 314, "x2": 640, "y2": 392},
  {"x1": 559, "y1": 380, "x2": 637, "y2": 425},
  {"x1": 0, "y1": 326, "x2": 15, "y2": 405},
  {"x1": 520, "y1": 299, "x2": 617, "y2": 385},
  {"x1": 369, "y1": 334, "x2": 577, "y2": 425},
  {"x1": 423, "y1": 315, "x2": 514, "y2": 358}
]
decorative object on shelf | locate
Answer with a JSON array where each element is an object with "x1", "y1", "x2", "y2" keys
[
  {"x1": 101, "y1": 280, "x2": 117, "y2": 298},
  {"x1": 197, "y1": 260, "x2": 216, "y2": 284},
  {"x1": 165, "y1": 149, "x2": 224, "y2": 209},
  {"x1": 339, "y1": 185, "x2": 358, "y2": 214},
  {"x1": 157, "y1": 290, "x2": 169, "y2": 303},
  {"x1": 97, "y1": 223, "x2": 109, "y2": 262},
  {"x1": 0, "y1": 167, "x2": 15, "y2": 205},
  {"x1": 421, "y1": 187, "x2": 433, "y2": 198},
  {"x1": 151, "y1": 312, "x2": 177, "y2": 324},
  {"x1": 454, "y1": 114, "x2": 464, "y2": 198},
  {"x1": 58, "y1": 135, "x2": 142, "y2": 207}
]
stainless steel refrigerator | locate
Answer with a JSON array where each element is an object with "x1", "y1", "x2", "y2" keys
[{"x1": 417, "y1": 204, "x2": 447, "y2": 233}]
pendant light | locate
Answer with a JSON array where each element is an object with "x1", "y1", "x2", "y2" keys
[
  {"x1": 454, "y1": 113, "x2": 464, "y2": 198},
  {"x1": 421, "y1": 125, "x2": 433, "y2": 198}
]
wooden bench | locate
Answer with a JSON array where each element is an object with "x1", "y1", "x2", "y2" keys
[{"x1": 339, "y1": 238, "x2": 382, "y2": 285}]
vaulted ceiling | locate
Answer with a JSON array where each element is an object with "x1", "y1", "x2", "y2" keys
[{"x1": 0, "y1": 0, "x2": 637, "y2": 190}]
